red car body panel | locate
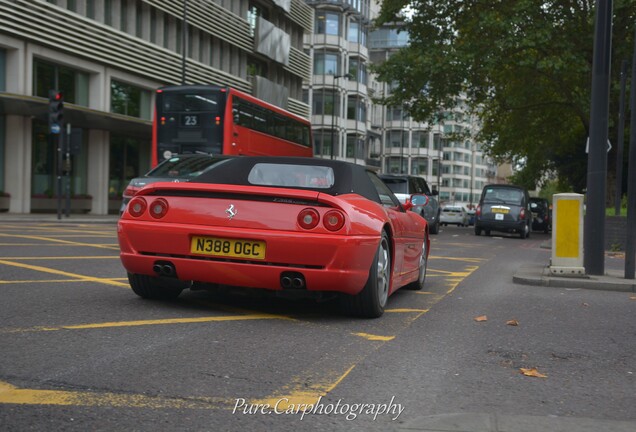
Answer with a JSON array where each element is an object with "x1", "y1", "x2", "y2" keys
[{"x1": 118, "y1": 181, "x2": 428, "y2": 297}]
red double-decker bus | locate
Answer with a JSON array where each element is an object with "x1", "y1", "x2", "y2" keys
[{"x1": 152, "y1": 84, "x2": 313, "y2": 166}]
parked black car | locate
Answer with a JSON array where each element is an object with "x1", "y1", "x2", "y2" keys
[
  {"x1": 529, "y1": 197, "x2": 551, "y2": 233},
  {"x1": 119, "y1": 154, "x2": 234, "y2": 214},
  {"x1": 474, "y1": 184, "x2": 532, "y2": 239},
  {"x1": 379, "y1": 174, "x2": 441, "y2": 234}
]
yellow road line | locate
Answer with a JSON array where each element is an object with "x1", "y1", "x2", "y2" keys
[
  {"x1": 0, "y1": 380, "x2": 229, "y2": 409},
  {"x1": 1, "y1": 314, "x2": 295, "y2": 333},
  {"x1": 0, "y1": 233, "x2": 119, "y2": 250},
  {"x1": 251, "y1": 365, "x2": 356, "y2": 409},
  {"x1": 352, "y1": 332, "x2": 395, "y2": 341},
  {"x1": 0, "y1": 256, "x2": 119, "y2": 260},
  {"x1": 0, "y1": 260, "x2": 128, "y2": 287},
  {"x1": 430, "y1": 256, "x2": 486, "y2": 263},
  {"x1": 385, "y1": 308, "x2": 429, "y2": 313},
  {"x1": 0, "y1": 278, "x2": 128, "y2": 285}
]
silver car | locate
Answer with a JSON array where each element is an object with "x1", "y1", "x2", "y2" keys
[{"x1": 379, "y1": 174, "x2": 440, "y2": 234}]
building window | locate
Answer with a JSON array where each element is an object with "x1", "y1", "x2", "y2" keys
[
  {"x1": 109, "y1": 135, "x2": 146, "y2": 199},
  {"x1": 135, "y1": 2, "x2": 143, "y2": 38},
  {"x1": 348, "y1": 58, "x2": 367, "y2": 84},
  {"x1": 312, "y1": 89, "x2": 339, "y2": 116},
  {"x1": 247, "y1": 56, "x2": 268, "y2": 78},
  {"x1": 104, "y1": 0, "x2": 112, "y2": 26},
  {"x1": 163, "y1": 13, "x2": 170, "y2": 49},
  {"x1": 31, "y1": 122, "x2": 88, "y2": 198},
  {"x1": 347, "y1": 96, "x2": 366, "y2": 122},
  {"x1": 314, "y1": 51, "x2": 340, "y2": 75},
  {"x1": 33, "y1": 59, "x2": 89, "y2": 106},
  {"x1": 0, "y1": 115, "x2": 4, "y2": 193},
  {"x1": 0, "y1": 49, "x2": 5, "y2": 91},
  {"x1": 247, "y1": 2, "x2": 269, "y2": 36},
  {"x1": 313, "y1": 130, "x2": 335, "y2": 158},
  {"x1": 412, "y1": 158, "x2": 428, "y2": 175},
  {"x1": 412, "y1": 131, "x2": 429, "y2": 148},
  {"x1": 348, "y1": 20, "x2": 359, "y2": 43},
  {"x1": 316, "y1": 12, "x2": 340, "y2": 36},
  {"x1": 386, "y1": 156, "x2": 407, "y2": 174},
  {"x1": 120, "y1": 0, "x2": 128, "y2": 32},
  {"x1": 387, "y1": 130, "x2": 407, "y2": 148},
  {"x1": 387, "y1": 106, "x2": 405, "y2": 121},
  {"x1": 110, "y1": 80, "x2": 151, "y2": 119}
]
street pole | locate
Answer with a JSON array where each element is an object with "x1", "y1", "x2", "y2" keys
[
  {"x1": 614, "y1": 59, "x2": 627, "y2": 215},
  {"x1": 624, "y1": 27, "x2": 636, "y2": 279},
  {"x1": 181, "y1": 0, "x2": 187, "y2": 84},
  {"x1": 584, "y1": 0, "x2": 613, "y2": 275}
]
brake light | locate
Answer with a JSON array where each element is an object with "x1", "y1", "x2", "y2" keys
[
  {"x1": 476, "y1": 205, "x2": 481, "y2": 217},
  {"x1": 298, "y1": 208, "x2": 320, "y2": 230},
  {"x1": 128, "y1": 197, "x2": 147, "y2": 217},
  {"x1": 519, "y1": 208, "x2": 526, "y2": 220},
  {"x1": 215, "y1": 116, "x2": 221, "y2": 125},
  {"x1": 160, "y1": 116, "x2": 166, "y2": 125},
  {"x1": 149, "y1": 198, "x2": 169, "y2": 219},
  {"x1": 122, "y1": 185, "x2": 141, "y2": 199},
  {"x1": 323, "y1": 210, "x2": 345, "y2": 231}
]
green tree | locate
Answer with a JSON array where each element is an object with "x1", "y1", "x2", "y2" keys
[{"x1": 374, "y1": 0, "x2": 636, "y2": 192}]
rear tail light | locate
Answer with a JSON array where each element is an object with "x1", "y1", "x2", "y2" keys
[
  {"x1": 128, "y1": 197, "x2": 147, "y2": 217},
  {"x1": 122, "y1": 185, "x2": 141, "y2": 199},
  {"x1": 323, "y1": 210, "x2": 345, "y2": 231},
  {"x1": 149, "y1": 198, "x2": 169, "y2": 219},
  {"x1": 476, "y1": 205, "x2": 481, "y2": 217},
  {"x1": 519, "y1": 208, "x2": 526, "y2": 220},
  {"x1": 298, "y1": 208, "x2": 320, "y2": 229}
]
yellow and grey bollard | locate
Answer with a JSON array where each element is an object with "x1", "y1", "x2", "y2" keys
[{"x1": 550, "y1": 193, "x2": 585, "y2": 275}]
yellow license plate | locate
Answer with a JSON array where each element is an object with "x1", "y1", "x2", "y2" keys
[
  {"x1": 190, "y1": 236, "x2": 266, "y2": 260},
  {"x1": 492, "y1": 208, "x2": 509, "y2": 214}
]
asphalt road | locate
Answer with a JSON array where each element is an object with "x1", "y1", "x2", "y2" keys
[{"x1": 0, "y1": 222, "x2": 634, "y2": 431}]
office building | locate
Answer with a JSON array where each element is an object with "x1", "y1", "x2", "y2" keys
[{"x1": 0, "y1": 0, "x2": 313, "y2": 214}]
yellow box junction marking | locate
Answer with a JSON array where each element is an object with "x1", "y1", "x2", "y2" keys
[
  {"x1": 0, "y1": 233, "x2": 119, "y2": 250},
  {"x1": 0, "y1": 259, "x2": 128, "y2": 287}
]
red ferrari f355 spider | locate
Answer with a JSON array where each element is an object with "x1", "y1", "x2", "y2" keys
[{"x1": 118, "y1": 157, "x2": 430, "y2": 318}]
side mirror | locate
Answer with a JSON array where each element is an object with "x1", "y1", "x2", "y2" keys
[
  {"x1": 431, "y1": 190, "x2": 439, "y2": 196},
  {"x1": 404, "y1": 194, "x2": 429, "y2": 211}
]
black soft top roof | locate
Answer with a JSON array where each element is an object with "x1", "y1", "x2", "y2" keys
[{"x1": 193, "y1": 156, "x2": 381, "y2": 202}]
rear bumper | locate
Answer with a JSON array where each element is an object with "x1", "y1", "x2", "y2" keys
[
  {"x1": 476, "y1": 218, "x2": 526, "y2": 232},
  {"x1": 118, "y1": 220, "x2": 379, "y2": 295}
]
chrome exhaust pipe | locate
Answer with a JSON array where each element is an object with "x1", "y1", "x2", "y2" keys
[
  {"x1": 292, "y1": 277, "x2": 305, "y2": 289},
  {"x1": 152, "y1": 264, "x2": 163, "y2": 274}
]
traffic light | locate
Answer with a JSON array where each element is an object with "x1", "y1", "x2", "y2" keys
[{"x1": 48, "y1": 90, "x2": 64, "y2": 134}]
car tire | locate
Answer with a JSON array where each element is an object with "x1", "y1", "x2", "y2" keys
[
  {"x1": 475, "y1": 226, "x2": 482, "y2": 236},
  {"x1": 128, "y1": 273, "x2": 185, "y2": 300},
  {"x1": 341, "y1": 231, "x2": 391, "y2": 318},
  {"x1": 430, "y1": 218, "x2": 439, "y2": 235},
  {"x1": 406, "y1": 236, "x2": 428, "y2": 290}
]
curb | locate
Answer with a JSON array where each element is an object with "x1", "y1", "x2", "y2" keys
[{"x1": 513, "y1": 265, "x2": 636, "y2": 293}]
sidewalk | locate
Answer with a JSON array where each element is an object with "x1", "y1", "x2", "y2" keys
[{"x1": 513, "y1": 243, "x2": 636, "y2": 293}]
